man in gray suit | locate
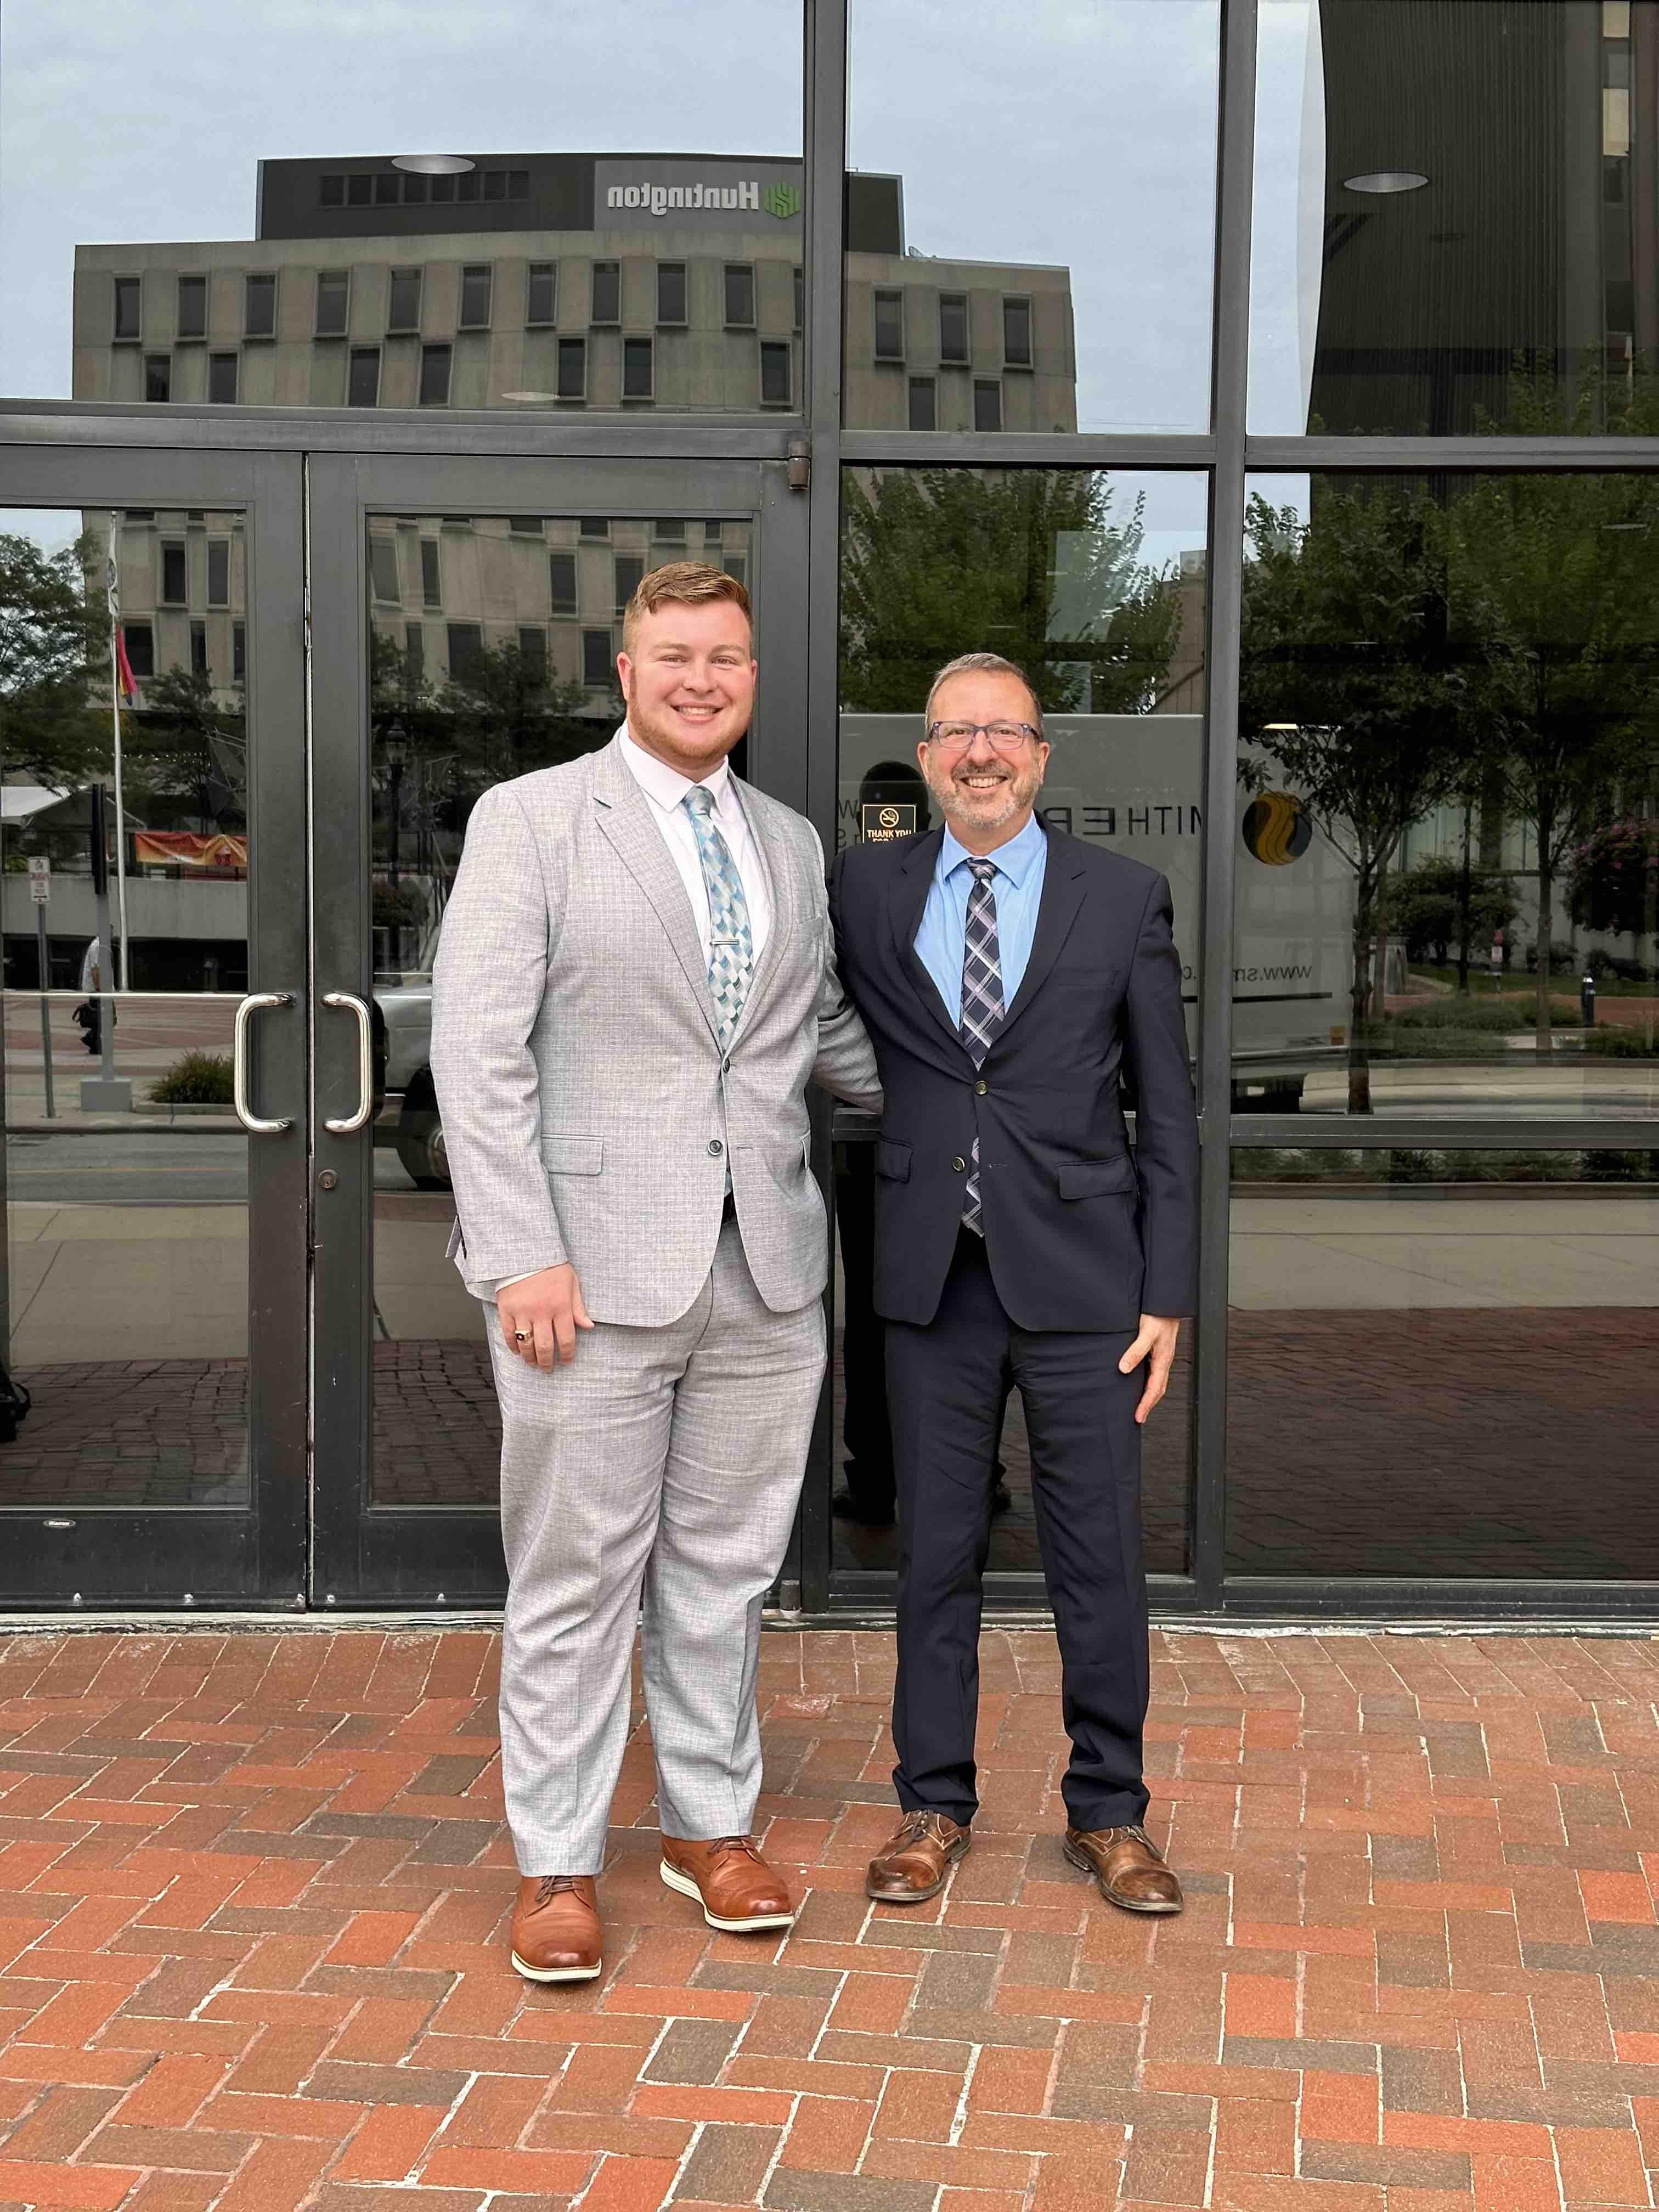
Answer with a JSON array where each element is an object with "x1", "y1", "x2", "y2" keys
[{"x1": 431, "y1": 562, "x2": 879, "y2": 1984}]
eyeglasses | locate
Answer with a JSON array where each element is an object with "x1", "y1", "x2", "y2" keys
[{"x1": 924, "y1": 719, "x2": 1041, "y2": 754}]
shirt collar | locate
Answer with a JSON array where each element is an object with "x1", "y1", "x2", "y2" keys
[
  {"x1": 939, "y1": 810, "x2": 1046, "y2": 889},
  {"x1": 618, "y1": 722, "x2": 734, "y2": 816}
]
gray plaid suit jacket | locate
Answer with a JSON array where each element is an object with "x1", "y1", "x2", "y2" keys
[{"x1": 431, "y1": 734, "x2": 882, "y2": 1326}]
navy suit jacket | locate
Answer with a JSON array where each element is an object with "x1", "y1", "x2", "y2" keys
[{"x1": 828, "y1": 821, "x2": 1199, "y2": 1332}]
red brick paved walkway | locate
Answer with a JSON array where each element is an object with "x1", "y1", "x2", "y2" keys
[{"x1": 2, "y1": 1628, "x2": 1659, "y2": 2210}]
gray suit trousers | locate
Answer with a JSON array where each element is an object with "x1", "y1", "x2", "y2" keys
[{"x1": 489, "y1": 1218, "x2": 825, "y2": 1875}]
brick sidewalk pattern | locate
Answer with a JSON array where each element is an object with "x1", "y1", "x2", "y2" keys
[{"x1": 3, "y1": 1628, "x2": 1659, "y2": 2210}]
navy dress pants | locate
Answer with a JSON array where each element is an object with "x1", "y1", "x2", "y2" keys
[{"x1": 885, "y1": 1226, "x2": 1151, "y2": 1833}]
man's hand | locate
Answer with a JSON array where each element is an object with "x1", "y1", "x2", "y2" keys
[
  {"x1": 1119, "y1": 1315, "x2": 1182, "y2": 1425},
  {"x1": 498, "y1": 1265, "x2": 593, "y2": 1369}
]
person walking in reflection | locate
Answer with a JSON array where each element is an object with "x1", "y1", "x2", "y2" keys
[
  {"x1": 431, "y1": 564, "x2": 880, "y2": 1984},
  {"x1": 828, "y1": 652, "x2": 1198, "y2": 1917}
]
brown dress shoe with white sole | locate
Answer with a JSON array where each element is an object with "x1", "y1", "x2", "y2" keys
[
  {"x1": 510, "y1": 1873, "x2": 603, "y2": 1981},
  {"x1": 1064, "y1": 1824, "x2": 1183, "y2": 1915},
  {"x1": 659, "y1": 1835, "x2": 795, "y2": 1932}
]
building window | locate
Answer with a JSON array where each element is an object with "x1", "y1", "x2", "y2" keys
[
  {"x1": 623, "y1": 336, "x2": 654, "y2": 399},
  {"x1": 190, "y1": 620, "x2": 208, "y2": 676},
  {"x1": 614, "y1": 554, "x2": 644, "y2": 614},
  {"x1": 123, "y1": 622, "x2": 155, "y2": 680},
  {"x1": 347, "y1": 174, "x2": 371, "y2": 207},
  {"x1": 582, "y1": 628, "x2": 614, "y2": 686},
  {"x1": 526, "y1": 262, "x2": 556, "y2": 325},
  {"x1": 704, "y1": 521, "x2": 723, "y2": 547},
  {"x1": 207, "y1": 540, "x2": 230, "y2": 607},
  {"x1": 144, "y1": 355, "x2": 172, "y2": 403},
  {"x1": 939, "y1": 292, "x2": 969, "y2": 364},
  {"x1": 387, "y1": 268, "x2": 421, "y2": 334},
  {"x1": 374, "y1": 172, "x2": 399, "y2": 206},
  {"x1": 369, "y1": 535, "x2": 400, "y2": 602},
  {"x1": 447, "y1": 623, "x2": 484, "y2": 682},
  {"x1": 403, "y1": 623, "x2": 423, "y2": 683},
  {"x1": 549, "y1": 551, "x2": 577, "y2": 613},
  {"x1": 207, "y1": 353, "x2": 238, "y2": 404},
  {"x1": 724, "y1": 264, "x2": 755, "y2": 328},
  {"x1": 401, "y1": 172, "x2": 428, "y2": 206},
  {"x1": 420, "y1": 540, "x2": 441, "y2": 607},
  {"x1": 348, "y1": 348, "x2": 381, "y2": 408},
  {"x1": 418, "y1": 343, "x2": 451, "y2": 406},
  {"x1": 591, "y1": 261, "x2": 620, "y2": 324},
  {"x1": 1003, "y1": 296, "x2": 1032, "y2": 368},
  {"x1": 973, "y1": 377, "x2": 1003, "y2": 431},
  {"x1": 509, "y1": 515, "x2": 543, "y2": 535},
  {"x1": 319, "y1": 175, "x2": 344, "y2": 207},
  {"x1": 873, "y1": 290, "x2": 905, "y2": 361},
  {"x1": 459, "y1": 264, "x2": 493, "y2": 329},
  {"x1": 176, "y1": 275, "x2": 207, "y2": 341},
  {"x1": 315, "y1": 271, "x2": 349, "y2": 337},
  {"x1": 557, "y1": 336, "x2": 586, "y2": 399},
  {"x1": 428, "y1": 173, "x2": 455, "y2": 205},
  {"x1": 654, "y1": 520, "x2": 685, "y2": 544},
  {"x1": 759, "y1": 340, "x2": 792, "y2": 405},
  {"x1": 908, "y1": 376, "x2": 937, "y2": 430},
  {"x1": 580, "y1": 516, "x2": 610, "y2": 539},
  {"x1": 113, "y1": 275, "x2": 141, "y2": 342},
  {"x1": 244, "y1": 273, "x2": 275, "y2": 338},
  {"x1": 232, "y1": 622, "x2": 246, "y2": 681},
  {"x1": 657, "y1": 262, "x2": 687, "y2": 326},
  {"x1": 794, "y1": 266, "x2": 804, "y2": 332},
  {"x1": 161, "y1": 544, "x2": 188, "y2": 605},
  {"x1": 518, "y1": 627, "x2": 548, "y2": 685},
  {"x1": 723, "y1": 553, "x2": 747, "y2": 587}
]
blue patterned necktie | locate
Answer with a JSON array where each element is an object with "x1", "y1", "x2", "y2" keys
[
  {"x1": 684, "y1": 782, "x2": 754, "y2": 1051},
  {"x1": 958, "y1": 856, "x2": 1005, "y2": 1237}
]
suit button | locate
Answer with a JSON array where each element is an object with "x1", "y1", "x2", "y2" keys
[
  {"x1": 974, "y1": 1078, "x2": 988, "y2": 1096},
  {"x1": 708, "y1": 1138, "x2": 724, "y2": 1156},
  {"x1": 951, "y1": 1155, "x2": 966, "y2": 1173}
]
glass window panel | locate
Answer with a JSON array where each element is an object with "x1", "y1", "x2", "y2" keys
[
  {"x1": 582, "y1": 626, "x2": 614, "y2": 685},
  {"x1": 369, "y1": 534, "x2": 400, "y2": 602},
  {"x1": 1250, "y1": 0, "x2": 1659, "y2": 434},
  {"x1": 872, "y1": 289, "x2": 904, "y2": 361},
  {"x1": 417, "y1": 342, "x2": 450, "y2": 405},
  {"x1": 233, "y1": 619, "x2": 245, "y2": 681},
  {"x1": 972, "y1": 377, "x2": 1002, "y2": 431},
  {"x1": 1227, "y1": 1145, "x2": 1659, "y2": 1576},
  {"x1": 1, "y1": 508, "x2": 256, "y2": 1509},
  {"x1": 206, "y1": 539, "x2": 230, "y2": 607},
  {"x1": 907, "y1": 375, "x2": 936, "y2": 430},
  {"x1": 176, "y1": 273, "x2": 206, "y2": 339},
  {"x1": 847, "y1": 0, "x2": 1218, "y2": 431},
  {"x1": 723, "y1": 263, "x2": 755, "y2": 328},
  {"x1": 549, "y1": 550, "x2": 578, "y2": 613},
  {"x1": 653, "y1": 519, "x2": 685, "y2": 543},
  {"x1": 622, "y1": 335, "x2": 654, "y2": 398},
  {"x1": 526, "y1": 262, "x2": 557, "y2": 326},
  {"x1": 759, "y1": 338, "x2": 792, "y2": 404},
  {"x1": 590, "y1": 260, "x2": 620, "y2": 325},
  {"x1": 613, "y1": 554, "x2": 644, "y2": 613},
  {"x1": 347, "y1": 347, "x2": 380, "y2": 408},
  {"x1": 580, "y1": 516, "x2": 610, "y2": 539},
  {"x1": 657, "y1": 261, "x2": 687, "y2": 324},
  {"x1": 207, "y1": 352, "x2": 238, "y2": 403},
  {"x1": 556, "y1": 335, "x2": 586, "y2": 398},
  {"x1": 1003, "y1": 295, "x2": 1032, "y2": 368},
  {"x1": 458, "y1": 263, "x2": 492, "y2": 329},
  {"x1": 243, "y1": 272, "x2": 275, "y2": 337},
  {"x1": 112, "y1": 273, "x2": 141, "y2": 340},
  {"x1": 833, "y1": 466, "x2": 1207, "y2": 1577},
  {"x1": 387, "y1": 267, "x2": 421, "y2": 333},
  {"x1": 419, "y1": 539, "x2": 441, "y2": 607},
  {"x1": 1238, "y1": 472, "x2": 1659, "y2": 1122},
  {"x1": 144, "y1": 354, "x2": 171, "y2": 402}
]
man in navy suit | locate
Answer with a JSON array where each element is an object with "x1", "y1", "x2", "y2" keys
[{"x1": 828, "y1": 652, "x2": 1199, "y2": 1915}]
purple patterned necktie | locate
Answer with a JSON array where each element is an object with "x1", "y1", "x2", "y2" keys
[{"x1": 958, "y1": 856, "x2": 1005, "y2": 1237}]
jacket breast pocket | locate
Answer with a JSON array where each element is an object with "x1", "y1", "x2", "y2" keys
[
  {"x1": 1057, "y1": 1156, "x2": 1136, "y2": 1200},
  {"x1": 874, "y1": 1138, "x2": 912, "y2": 1182},
  {"x1": 540, "y1": 1135, "x2": 603, "y2": 1176}
]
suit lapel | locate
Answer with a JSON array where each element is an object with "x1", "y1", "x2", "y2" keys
[
  {"x1": 991, "y1": 828, "x2": 1088, "y2": 1049},
  {"x1": 887, "y1": 827, "x2": 966, "y2": 1055},
  {"x1": 728, "y1": 777, "x2": 793, "y2": 1030},
  {"x1": 590, "y1": 737, "x2": 719, "y2": 1044}
]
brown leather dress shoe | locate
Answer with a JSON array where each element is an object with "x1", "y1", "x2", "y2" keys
[
  {"x1": 1064, "y1": 1824, "x2": 1183, "y2": 1915},
  {"x1": 510, "y1": 1873, "x2": 603, "y2": 1982},
  {"x1": 659, "y1": 1835, "x2": 795, "y2": 1932},
  {"x1": 865, "y1": 1809, "x2": 972, "y2": 1903}
]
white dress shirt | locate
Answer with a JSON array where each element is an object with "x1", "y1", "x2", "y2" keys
[{"x1": 478, "y1": 725, "x2": 769, "y2": 1301}]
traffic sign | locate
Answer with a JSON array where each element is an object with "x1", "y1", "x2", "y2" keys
[{"x1": 26, "y1": 856, "x2": 49, "y2": 906}]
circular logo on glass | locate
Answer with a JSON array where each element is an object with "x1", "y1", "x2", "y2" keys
[{"x1": 1242, "y1": 792, "x2": 1312, "y2": 865}]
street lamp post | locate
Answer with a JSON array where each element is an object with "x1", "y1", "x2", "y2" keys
[{"x1": 384, "y1": 720, "x2": 408, "y2": 891}]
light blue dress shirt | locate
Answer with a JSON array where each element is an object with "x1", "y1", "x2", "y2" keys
[{"x1": 913, "y1": 812, "x2": 1049, "y2": 1026}]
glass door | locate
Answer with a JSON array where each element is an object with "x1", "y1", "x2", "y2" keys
[
  {"x1": 0, "y1": 448, "x2": 308, "y2": 1606},
  {"x1": 307, "y1": 454, "x2": 810, "y2": 1605}
]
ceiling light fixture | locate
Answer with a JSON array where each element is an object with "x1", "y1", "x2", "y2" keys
[
  {"x1": 391, "y1": 154, "x2": 476, "y2": 176},
  {"x1": 1344, "y1": 170, "x2": 1429, "y2": 195}
]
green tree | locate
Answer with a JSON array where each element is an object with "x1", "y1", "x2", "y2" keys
[
  {"x1": 1446, "y1": 470, "x2": 1659, "y2": 1045},
  {"x1": 439, "y1": 639, "x2": 600, "y2": 783},
  {"x1": 1380, "y1": 853, "x2": 1516, "y2": 967},
  {"x1": 126, "y1": 665, "x2": 247, "y2": 833},
  {"x1": 0, "y1": 529, "x2": 108, "y2": 788},
  {"x1": 1237, "y1": 484, "x2": 1492, "y2": 1113},
  {"x1": 838, "y1": 469, "x2": 1182, "y2": 714}
]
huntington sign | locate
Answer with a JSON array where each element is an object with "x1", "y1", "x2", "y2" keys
[{"x1": 593, "y1": 158, "x2": 804, "y2": 230}]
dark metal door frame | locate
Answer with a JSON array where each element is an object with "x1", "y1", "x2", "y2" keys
[
  {"x1": 0, "y1": 444, "x2": 309, "y2": 1607},
  {"x1": 306, "y1": 452, "x2": 813, "y2": 1607}
]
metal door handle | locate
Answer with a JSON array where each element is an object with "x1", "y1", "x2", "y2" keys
[
  {"x1": 323, "y1": 991, "x2": 374, "y2": 1133},
  {"x1": 233, "y1": 991, "x2": 294, "y2": 1134}
]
